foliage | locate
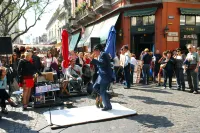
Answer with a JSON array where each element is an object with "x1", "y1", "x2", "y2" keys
[
  {"x1": 75, "y1": 1, "x2": 87, "y2": 14},
  {"x1": 0, "y1": 0, "x2": 51, "y2": 42}
]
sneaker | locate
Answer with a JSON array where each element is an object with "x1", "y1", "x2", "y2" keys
[
  {"x1": 193, "y1": 91, "x2": 198, "y2": 94},
  {"x1": 163, "y1": 87, "x2": 166, "y2": 89},
  {"x1": 1, "y1": 108, "x2": 8, "y2": 114}
]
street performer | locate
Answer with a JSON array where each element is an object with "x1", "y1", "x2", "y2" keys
[{"x1": 91, "y1": 44, "x2": 113, "y2": 111}]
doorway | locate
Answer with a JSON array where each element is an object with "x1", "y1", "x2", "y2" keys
[{"x1": 131, "y1": 34, "x2": 154, "y2": 59}]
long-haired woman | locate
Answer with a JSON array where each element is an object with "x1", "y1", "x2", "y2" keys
[{"x1": 43, "y1": 51, "x2": 58, "y2": 72}]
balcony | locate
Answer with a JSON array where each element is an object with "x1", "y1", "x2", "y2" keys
[
  {"x1": 70, "y1": 20, "x2": 79, "y2": 29},
  {"x1": 76, "y1": 8, "x2": 96, "y2": 25},
  {"x1": 93, "y1": 0, "x2": 111, "y2": 14}
]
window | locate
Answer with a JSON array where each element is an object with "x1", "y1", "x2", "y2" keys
[
  {"x1": 186, "y1": 16, "x2": 195, "y2": 25},
  {"x1": 131, "y1": 15, "x2": 155, "y2": 26},
  {"x1": 143, "y1": 16, "x2": 149, "y2": 25},
  {"x1": 180, "y1": 15, "x2": 185, "y2": 25},
  {"x1": 131, "y1": 17, "x2": 136, "y2": 26},
  {"x1": 149, "y1": 15, "x2": 155, "y2": 25},
  {"x1": 196, "y1": 16, "x2": 200, "y2": 25},
  {"x1": 136, "y1": 17, "x2": 143, "y2": 26}
]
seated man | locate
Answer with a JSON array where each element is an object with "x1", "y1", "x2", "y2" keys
[{"x1": 66, "y1": 59, "x2": 82, "y2": 91}]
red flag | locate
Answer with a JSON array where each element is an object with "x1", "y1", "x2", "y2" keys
[{"x1": 62, "y1": 30, "x2": 69, "y2": 68}]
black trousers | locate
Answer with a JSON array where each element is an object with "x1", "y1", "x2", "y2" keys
[
  {"x1": 0, "y1": 89, "x2": 10, "y2": 108},
  {"x1": 163, "y1": 70, "x2": 173, "y2": 88}
]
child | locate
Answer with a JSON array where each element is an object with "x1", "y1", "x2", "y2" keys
[{"x1": 0, "y1": 67, "x2": 17, "y2": 114}]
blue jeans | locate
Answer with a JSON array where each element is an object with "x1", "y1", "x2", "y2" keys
[
  {"x1": 100, "y1": 83, "x2": 112, "y2": 109},
  {"x1": 142, "y1": 64, "x2": 150, "y2": 84}
]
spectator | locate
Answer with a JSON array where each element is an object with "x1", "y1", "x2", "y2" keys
[
  {"x1": 141, "y1": 48, "x2": 152, "y2": 85},
  {"x1": 153, "y1": 50, "x2": 162, "y2": 82},
  {"x1": 174, "y1": 48, "x2": 185, "y2": 91},
  {"x1": 0, "y1": 67, "x2": 17, "y2": 114},
  {"x1": 161, "y1": 51, "x2": 175, "y2": 89},
  {"x1": 9, "y1": 52, "x2": 20, "y2": 81},
  {"x1": 113, "y1": 52, "x2": 120, "y2": 83},
  {"x1": 130, "y1": 53, "x2": 137, "y2": 85},
  {"x1": 43, "y1": 51, "x2": 58, "y2": 72},
  {"x1": 122, "y1": 45, "x2": 131, "y2": 89},
  {"x1": 18, "y1": 52, "x2": 36, "y2": 110},
  {"x1": 32, "y1": 51, "x2": 42, "y2": 72},
  {"x1": 186, "y1": 44, "x2": 199, "y2": 94},
  {"x1": 76, "y1": 52, "x2": 84, "y2": 67}
]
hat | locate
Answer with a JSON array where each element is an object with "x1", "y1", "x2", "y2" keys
[
  {"x1": 144, "y1": 48, "x2": 149, "y2": 52},
  {"x1": 93, "y1": 44, "x2": 103, "y2": 51}
]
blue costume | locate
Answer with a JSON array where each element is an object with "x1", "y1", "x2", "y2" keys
[{"x1": 91, "y1": 51, "x2": 113, "y2": 110}]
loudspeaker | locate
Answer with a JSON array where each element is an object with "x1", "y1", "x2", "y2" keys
[{"x1": 0, "y1": 37, "x2": 12, "y2": 54}]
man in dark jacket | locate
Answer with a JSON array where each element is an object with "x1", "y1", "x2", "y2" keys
[
  {"x1": 32, "y1": 51, "x2": 42, "y2": 72},
  {"x1": 91, "y1": 44, "x2": 113, "y2": 111}
]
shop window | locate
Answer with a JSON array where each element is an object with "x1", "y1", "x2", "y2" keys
[
  {"x1": 149, "y1": 15, "x2": 155, "y2": 25},
  {"x1": 136, "y1": 17, "x2": 143, "y2": 26},
  {"x1": 185, "y1": 16, "x2": 195, "y2": 25},
  {"x1": 131, "y1": 15, "x2": 155, "y2": 26},
  {"x1": 131, "y1": 17, "x2": 136, "y2": 26},
  {"x1": 180, "y1": 15, "x2": 185, "y2": 25},
  {"x1": 196, "y1": 16, "x2": 200, "y2": 25},
  {"x1": 143, "y1": 16, "x2": 149, "y2": 25}
]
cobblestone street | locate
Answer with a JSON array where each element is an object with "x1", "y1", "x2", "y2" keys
[{"x1": 0, "y1": 83, "x2": 200, "y2": 133}]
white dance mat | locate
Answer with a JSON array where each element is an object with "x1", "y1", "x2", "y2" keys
[{"x1": 43, "y1": 103, "x2": 137, "y2": 127}]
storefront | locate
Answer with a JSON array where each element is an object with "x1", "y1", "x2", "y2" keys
[
  {"x1": 77, "y1": 14, "x2": 120, "y2": 52},
  {"x1": 179, "y1": 8, "x2": 200, "y2": 52},
  {"x1": 124, "y1": 7, "x2": 157, "y2": 57}
]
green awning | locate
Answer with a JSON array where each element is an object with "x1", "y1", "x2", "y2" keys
[
  {"x1": 124, "y1": 7, "x2": 157, "y2": 17},
  {"x1": 180, "y1": 8, "x2": 200, "y2": 15},
  {"x1": 69, "y1": 32, "x2": 80, "y2": 51},
  {"x1": 77, "y1": 26, "x2": 94, "y2": 48},
  {"x1": 100, "y1": 14, "x2": 120, "y2": 44},
  {"x1": 84, "y1": 21, "x2": 105, "y2": 46}
]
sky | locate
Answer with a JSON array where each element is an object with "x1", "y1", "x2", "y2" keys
[{"x1": 19, "y1": 0, "x2": 63, "y2": 43}]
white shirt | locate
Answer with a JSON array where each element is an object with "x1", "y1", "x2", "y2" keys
[
  {"x1": 45, "y1": 57, "x2": 58, "y2": 68},
  {"x1": 130, "y1": 57, "x2": 137, "y2": 65},
  {"x1": 66, "y1": 65, "x2": 82, "y2": 78},
  {"x1": 113, "y1": 56, "x2": 120, "y2": 67},
  {"x1": 124, "y1": 52, "x2": 131, "y2": 67}
]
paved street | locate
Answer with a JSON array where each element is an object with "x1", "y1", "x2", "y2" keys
[{"x1": 0, "y1": 83, "x2": 200, "y2": 133}]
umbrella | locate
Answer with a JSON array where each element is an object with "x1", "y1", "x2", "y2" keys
[
  {"x1": 62, "y1": 30, "x2": 69, "y2": 68},
  {"x1": 104, "y1": 26, "x2": 116, "y2": 59}
]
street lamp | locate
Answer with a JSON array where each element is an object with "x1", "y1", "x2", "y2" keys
[{"x1": 164, "y1": 25, "x2": 169, "y2": 38}]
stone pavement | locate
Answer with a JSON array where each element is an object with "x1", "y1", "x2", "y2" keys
[{"x1": 0, "y1": 83, "x2": 200, "y2": 133}]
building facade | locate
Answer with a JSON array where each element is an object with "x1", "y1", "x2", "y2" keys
[
  {"x1": 46, "y1": 4, "x2": 66, "y2": 44},
  {"x1": 66, "y1": 0, "x2": 200, "y2": 57}
]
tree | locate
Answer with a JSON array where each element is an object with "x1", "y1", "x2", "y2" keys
[{"x1": 0, "y1": 0, "x2": 51, "y2": 43}]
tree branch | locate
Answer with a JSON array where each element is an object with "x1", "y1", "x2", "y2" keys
[
  {"x1": 0, "y1": 0, "x2": 12, "y2": 21},
  {"x1": 12, "y1": 0, "x2": 50, "y2": 42}
]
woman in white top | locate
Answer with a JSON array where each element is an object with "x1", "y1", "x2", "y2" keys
[
  {"x1": 130, "y1": 53, "x2": 137, "y2": 84},
  {"x1": 43, "y1": 51, "x2": 58, "y2": 72}
]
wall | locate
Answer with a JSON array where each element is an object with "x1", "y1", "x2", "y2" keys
[{"x1": 161, "y1": 2, "x2": 200, "y2": 52}]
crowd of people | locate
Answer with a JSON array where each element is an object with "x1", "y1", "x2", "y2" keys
[{"x1": 0, "y1": 43, "x2": 200, "y2": 119}]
